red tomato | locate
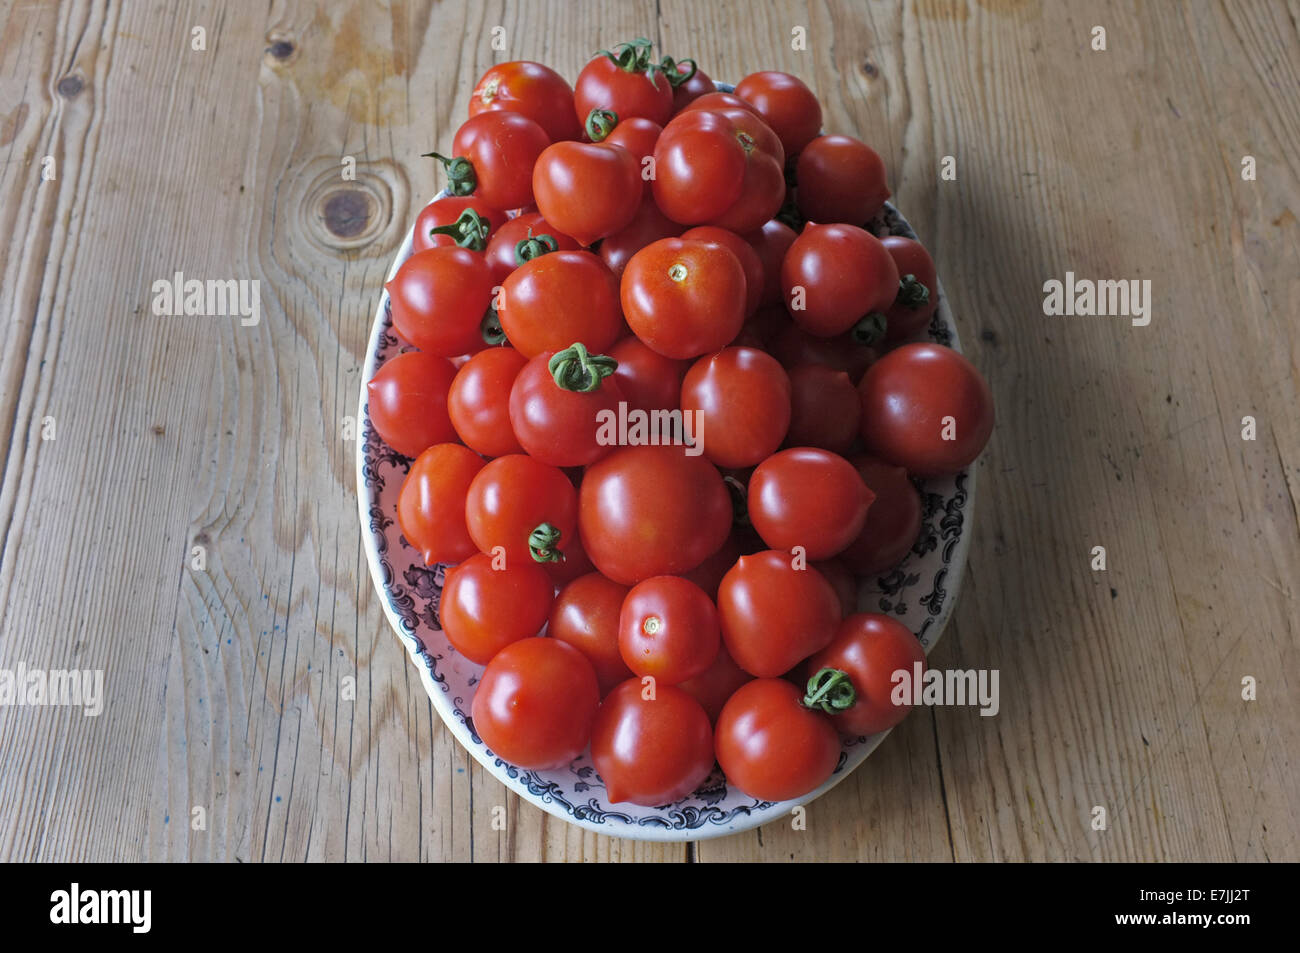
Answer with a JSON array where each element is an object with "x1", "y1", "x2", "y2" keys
[
  {"x1": 618, "y1": 576, "x2": 720, "y2": 685},
  {"x1": 680, "y1": 532, "x2": 742, "y2": 600},
  {"x1": 543, "y1": 529, "x2": 596, "y2": 588},
  {"x1": 579, "y1": 445, "x2": 732, "y2": 585},
  {"x1": 858, "y1": 343, "x2": 994, "y2": 477},
  {"x1": 471, "y1": 638, "x2": 599, "y2": 770},
  {"x1": 804, "y1": 613, "x2": 926, "y2": 736},
  {"x1": 498, "y1": 250, "x2": 622, "y2": 357},
  {"x1": 621, "y1": 237, "x2": 746, "y2": 359},
  {"x1": 679, "y1": 225, "x2": 764, "y2": 317},
  {"x1": 470, "y1": 60, "x2": 581, "y2": 143},
  {"x1": 439, "y1": 111, "x2": 551, "y2": 211},
  {"x1": 574, "y1": 41, "x2": 674, "y2": 127},
  {"x1": 680, "y1": 91, "x2": 757, "y2": 115},
  {"x1": 781, "y1": 223, "x2": 900, "y2": 339},
  {"x1": 367, "y1": 351, "x2": 458, "y2": 458},
  {"x1": 608, "y1": 336, "x2": 687, "y2": 413},
  {"x1": 881, "y1": 236, "x2": 938, "y2": 343},
  {"x1": 441, "y1": 552, "x2": 554, "y2": 664},
  {"x1": 447, "y1": 347, "x2": 527, "y2": 458},
  {"x1": 841, "y1": 456, "x2": 922, "y2": 576},
  {"x1": 734, "y1": 71, "x2": 823, "y2": 156},
  {"x1": 549, "y1": 572, "x2": 633, "y2": 696},
  {"x1": 412, "y1": 195, "x2": 504, "y2": 253},
  {"x1": 465, "y1": 454, "x2": 578, "y2": 566},
  {"x1": 508, "y1": 345, "x2": 624, "y2": 467},
  {"x1": 717, "y1": 550, "x2": 840, "y2": 677},
  {"x1": 813, "y1": 558, "x2": 857, "y2": 618},
  {"x1": 679, "y1": 347, "x2": 791, "y2": 468},
  {"x1": 714, "y1": 678, "x2": 840, "y2": 801},
  {"x1": 397, "y1": 443, "x2": 485, "y2": 566},
  {"x1": 768, "y1": 323, "x2": 876, "y2": 383},
  {"x1": 652, "y1": 107, "x2": 785, "y2": 233},
  {"x1": 484, "y1": 212, "x2": 581, "y2": 284},
  {"x1": 666, "y1": 59, "x2": 714, "y2": 111},
  {"x1": 386, "y1": 247, "x2": 495, "y2": 356},
  {"x1": 744, "y1": 218, "x2": 797, "y2": 308},
  {"x1": 784, "y1": 363, "x2": 861, "y2": 453},
  {"x1": 747, "y1": 448, "x2": 873, "y2": 559},
  {"x1": 733, "y1": 304, "x2": 789, "y2": 349},
  {"x1": 598, "y1": 195, "x2": 683, "y2": 278},
  {"x1": 532, "y1": 141, "x2": 642, "y2": 246},
  {"x1": 678, "y1": 642, "x2": 752, "y2": 724},
  {"x1": 592, "y1": 679, "x2": 714, "y2": 805},
  {"x1": 795, "y1": 135, "x2": 890, "y2": 225},
  {"x1": 601, "y1": 116, "x2": 661, "y2": 197}
]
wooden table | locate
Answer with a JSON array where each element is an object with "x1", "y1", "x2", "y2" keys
[{"x1": 1, "y1": 0, "x2": 1296, "y2": 863}]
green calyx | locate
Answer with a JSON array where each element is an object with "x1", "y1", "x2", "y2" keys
[
  {"x1": 422, "y1": 151, "x2": 476, "y2": 196},
  {"x1": 514, "y1": 231, "x2": 559, "y2": 265},
  {"x1": 660, "y1": 56, "x2": 698, "y2": 88},
  {"x1": 585, "y1": 107, "x2": 619, "y2": 142},
  {"x1": 851, "y1": 311, "x2": 888, "y2": 347},
  {"x1": 548, "y1": 342, "x2": 617, "y2": 393},
  {"x1": 803, "y1": 668, "x2": 857, "y2": 714},
  {"x1": 480, "y1": 306, "x2": 507, "y2": 346},
  {"x1": 595, "y1": 37, "x2": 656, "y2": 74},
  {"x1": 529, "y1": 523, "x2": 564, "y2": 564},
  {"x1": 897, "y1": 273, "x2": 931, "y2": 309},
  {"x1": 427, "y1": 207, "x2": 492, "y2": 251}
]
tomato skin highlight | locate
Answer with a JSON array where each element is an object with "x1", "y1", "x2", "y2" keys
[
  {"x1": 621, "y1": 237, "x2": 748, "y2": 359},
  {"x1": 840, "y1": 456, "x2": 922, "y2": 576},
  {"x1": 367, "y1": 351, "x2": 459, "y2": 459},
  {"x1": 397, "y1": 443, "x2": 485, "y2": 567},
  {"x1": 386, "y1": 247, "x2": 496, "y2": 357},
  {"x1": 618, "y1": 575, "x2": 721, "y2": 685},
  {"x1": 795, "y1": 134, "x2": 891, "y2": 226},
  {"x1": 781, "y1": 223, "x2": 900, "y2": 338},
  {"x1": 441, "y1": 552, "x2": 554, "y2": 664},
  {"x1": 714, "y1": 678, "x2": 840, "y2": 801},
  {"x1": 498, "y1": 250, "x2": 622, "y2": 358},
  {"x1": 470, "y1": 60, "x2": 581, "y2": 143},
  {"x1": 679, "y1": 347, "x2": 791, "y2": 469},
  {"x1": 591, "y1": 680, "x2": 714, "y2": 805},
  {"x1": 805, "y1": 613, "x2": 927, "y2": 737},
  {"x1": 464, "y1": 454, "x2": 578, "y2": 566},
  {"x1": 448, "y1": 347, "x2": 528, "y2": 458},
  {"x1": 549, "y1": 572, "x2": 633, "y2": 696},
  {"x1": 746, "y1": 447, "x2": 874, "y2": 560}
]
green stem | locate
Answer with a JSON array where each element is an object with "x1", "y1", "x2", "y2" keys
[
  {"x1": 803, "y1": 668, "x2": 857, "y2": 713},
  {"x1": 594, "y1": 37, "x2": 655, "y2": 73},
  {"x1": 529, "y1": 523, "x2": 564, "y2": 564},
  {"x1": 585, "y1": 108, "x2": 619, "y2": 142},
  {"x1": 480, "y1": 306, "x2": 507, "y2": 346},
  {"x1": 422, "y1": 151, "x2": 476, "y2": 197},
  {"x1": 426, "y1": 207, "x2": 491, "y2": 251},
  {"x1": 897, "y1": 273, "x2": 931, "y2": 309},
  {"x1": 660, "y1": 56, "x2": 698, "y2": 87},
  {"x1": 514, "y1": 232, "x2": 559, "y2": 265},
  {"x1": 548, "y1": 342, "x2": 617, "y2": 393},
  {"x1": 851, "y1": 311, "x2": 888, "y2": 347}
]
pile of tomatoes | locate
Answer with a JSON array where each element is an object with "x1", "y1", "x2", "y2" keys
[{"x1": 367, "y1": 41, "x2": 994, "y2": 808}]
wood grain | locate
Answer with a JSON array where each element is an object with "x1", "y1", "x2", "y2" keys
[{"x1": 0, "y1": 0, "x2": 1296, "y2": 862}]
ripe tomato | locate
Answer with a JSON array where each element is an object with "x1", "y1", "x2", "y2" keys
[
  {"x1": 498, "y1": 250, "x2": 622, "y2": 357},
  {"x1": 768, "y1": 323, "x2": 876, "y2": 383},
  {"x1": 447, "y1": 347, "x2": 527, "y2": 458},
  {"x1": 747, "y1": 448, "x2": 873, "y2": 559},
  {"x1": 598, "y1": 195, "x2": 682, "y2": 278},
  {"x1": 734, "y1": 70, "x2": 823, "y2": 156},
  {"x1": 665, "y1": 59, "x2": 714, "y2": 111},
  {"x1": 508, "y1": 345, "x2": 624, "y2": 466},
  {"x1": 680, "y1": 532, "x2": 742, "y2": 600},
  {"x1": 397, "y1": 443, "x2": 485, "y2": 566},
  {"x1": 465, "y1": 453, "x2": 578, "y2": 566},
  {"x1": 680, "y1": 225, "x2": 764, "y2": 317},
  {"x1": 549, "y1": 572, "x2": 633, "y2": 696},
  {"x1": 471, "y1": 638, "x2": 599, "y2": 770},
  {"x1": 714, "y1": 678, "x2": 839, "y2": 801},
  {"x1": 812, "y1": 558, "x2": 857, "y2": 618},
  {"x1": 618, "y1": 576, "x2": 720, "y2": 685},
  {"x1": 678, "y1": 642, "x2": 752, "y2": 723},
  {"x1": 680, "y1": 91, "x2": 757, "y2": 115},
  {"x1": 858, "y1": 343, "x2": 994, "y2": 477},
  {"x1": 608, "y1": 336, "x2": 687, "y2": 414},
  {"x1": 652, "y1": 106, "x2": 785, "y2": 233},
  {"x1": 804, "y1": 613, "x2": 926, "y2": 736},
  {"x1": 744, "y1": 218, "x2": 797, "y2": 308},
  {"x1": 881, "y1": 236, "x2": 938, "y2": 342},
  {"x1": 591, "y1": 679, "x2": 714, "y2": 805},
  {"x1": 439, "y1": 111, "x2": 551, "y2": 211},
  {"x1": 543, "y1": 529, "x2": 596, "y2": 588},
  {"x1": 440, "y1": 552, "x2": 554, "y2": 664},
  {"x1": 781, "y1": 223, "x2": 900, "y2": 339},
  {"x1": 412, "y1": 195, "x2": 503, "y2": 253},
  {"x1": 386, "y1": 247, "x2": 495, "y2": 356},
  {"x1": 484, "y1": 212, "x2": 581, "y2": 284},
  {"x1": 574, "y1": 40, "x2": 673, "y2": 127},
  {"x1": 367, "y1": 351, "x2": 458, "y2": 458},
  {"x1": 784, "y1": 363, "x2": 861, "y2": 453},
  {"x1": 795, "y1": 135, "x2": 890, "y2": 225},
  {"x1": 733, "y1": 304, "x2": 789, "y2": 350},
  {"x1": 601, "y1": 116, "x2": 661, "y2": 197},
  {"x1": 579, "y1": 445, "x2": 732, "y2": 585},
  {"x1": 679, "y1": 347, "x2": 791, "y2": 468},
  {"x1": 470, "y1": 60, "x2": 581, "y2": 143},
  {"x1": 621, "y1": 237, "x2": 747, "y2": 358},
  {"x1": 717, "y1": 550, "x2": 840, "y2": 677},
  {"x1": 532, "y1": 141, "x2": 642, "y2": 246},
  {"x1": 841, "y1": 456, "x2": 922, "y2": 576}
]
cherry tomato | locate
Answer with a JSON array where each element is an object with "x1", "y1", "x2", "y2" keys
[
  {"x1": 734, "y1": 71, "x2": 822, "y2": 157},
  {"x1": 804, "y1": 613, "x2": 926, "y2": 736},
  {"x1": 747, "y1": 448, "x2": 873, "y2": 559},
  {"x1": 680, "y1": 532, "x2": 742, "y2": 600},
  {"x1": 447, "y1": 347, "x2": 526, "y2": 458},
  {"x1": 598, "y1": 194, "x2": 683, "y2": 278},
  {"x1": 717, "y1": 550, "x2": 840, "y2": 677},
  {"x1": 881, "y1": 236, "x2": 938, "y2": 343},
  {"x1": 549, "y1": 572, "x2": 633, "y2": 695},
  {"x1": 579, "y1": 445, "x2": 732, "y2": 585},
  {"x1": 679, "y1": 347, "x2": 791, "y2": 468},
  {"x1": 532, "y1": 141, "x2": 642, "y2": 246},
  {"x1": 367, "y1": 351, "x2": 458, "y2": 458},
  {"x1": 715, "y1": 678, "x2": 839, "y2": 801},
  {"x1": 858, "y1": 343, "x2": 994, "y2": 477},
  {"x1": 591, "y1": 679, "x2": 714, "y2": 805},
  {"x1": 465, "y1": 454, "x2": 578, "y2": 566},
  {"x1": 600, "y1": 116, "x2": 661, "y2": 197},
  {"x1": 470, "y1": 61, "x2": 581, "y2": 143},
  {"x1": 768, "y1": 323, "x2": 876, "y2": 383},
  {"x1": 813, "y1": 558, "x2": 857, "y2": 618},
  {"x1": 795, "y1": 135, "x2": 890, "y2": 225},
  {"x1": 441, "y1": 111, "x2": 551, "y2": 212},
  {"x1": 744, "y1": 218, "x2": 797, "y2": 308},
  {"x1": 784, "y1": 363, "x2": 861, "y2": 453},
  {"x1": 386, "y1": 247, "x2": 496, "y2": 356},
  {"x1": 621, "y1": 237, "x2": 747, "y2": 359},
  {"x1": 412, "y1": 195, "x2": 504, "y2": 253},
  {"x1": 733, "y1": 304, "x2": 789, "y2": 349},
  {"x1": 499, "y1": 250, "x2": 622, "y2": 357},
  {"x1": 574, "y1": 41, "x2": 674, "y2": 127},
  {"x1": 841, "y1": 456, "x2": 922, "y2": 576},
  {"x1": 781, "y1": 223, "x2": 900, "y2": 339},
  {"x1": 441, "y1": 552, "x2": 554, "y2": 664},
  {"x1": 471, "y1": 638, "x2": 599, "y2": 770},
  {"x1": 678, "y1": 642, "x2": 752, "y2": 724},
  {"x1": 680, "y1": 91, "x2": 757, "y2": 115},
  {"x1": 484, "y1": 212, "x2": 581, "y2": 284},
  {"x1": 618, "y1": 576, "x2": 720, "y2": 685},
  {"x1": 608, "y1": 336, "x2": 687, "y2": 414},
  {"x1": 508, "y1": 345, "x2": 625, "y2": 466},
  {"x1": 397, "y1": 443, "x2": 485, "y2": 566},
  {"x1": 666, "y1": 59, "x2": 714, "y2": 111},
  {"x1": 544, "y1": 529, "x2": 596, "y2": 589},
  {"x1": 680, "y1": 225, "x2": 764, "y2": 317}
]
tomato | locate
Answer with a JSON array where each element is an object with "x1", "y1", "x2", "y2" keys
[
  {"x1": 412, "y1": 195, "x2": 503, "y2": 253},
  {"x1": 733, "y1": 304, "x2": 789, "y2": 349},
  {"x1": 544, "y1": 530, "x2": 596, "y2": 589},
  {"x1": 813, "y1": 558, "x2": 857, "y2": 618},
  {"x1": 714, "y1": 678, "x2": 839, "y2": 801},
  {"x1": 532, "y1": 141, "x2": 642, "y2": 246},
  {"x1": 679, "y1": 347, "x2": 791, "y2": 468},
  {"x1": 841, "y1": 456, "x2": 922, "y2": 576},
  {"x1": 367, "y1": 351, "x2": 458, "y2": 458},
  {"x1": 471, "y1": 638, "x2": 599, "y2": 770},
  {"x1": 747, "y1": 448, "x2": 873, "y2": 559},
  {"x1": 601, "y1": 116, "x2": 661, "y2": 197},
  {"x1": 680, "y1": 91, "x2": 757, "y2": 115},
  {"x1": 498, "y1": 250, "x2": 622, "y2": 357},
  {"x1": 795, "y1": 135, "x2": 890, "y2": 226},
  {"x1": 397, "y1": 443, "x2": 485, "y2": 566},
  {"x1": 597, "y1": 194, "x2": 683, "y2": 278},
  {"x1": 440, "y1": 552, "x2": 553, "y2": 664},
  {"x1": 608, "y1": 336, "x2": 687, "y2": 414},
  {"x1": 484, "y1": 212, "x2": 581, "y2": 284},
  {"x1": 881, "y1": 236, "x2": 938, "y2": 343},
  {"x1": 470, "y1": 61, "x2": 581, "y2": 143},
  {"x1": 744, "y1": 218, "x2": 797, "y2": 308},
  {"x1": 386, "y1": 247, "x2": 496, "y2": 356},
  {"x1": 680, "y1": 532, "x2": 742, "y2": 599},
  {"x1": 549, "y1": 572, "x2": 633, "y2": 695},
  {"x1": 680, "y1": 225, "x2": 764, "y2": 317},
  {"x1": 804, "y1": 613, "x2": 926, "y2": 736},
  {"x1": 678, "y1": 642, "x2": 752, "y2": 723},
  {"x1": 508, "y1": 344, "x2": 624, "y2": 466},
  {"x1": 768, "y1": 323, "x2": 876, "y2": 383},
  {"x1": 717, "y1": 550, "x2": 840, "y2": 677},
  {"x1": 574, "y1": 40, "x2": 673, "y2": 127},
  {"x1": 579, "y1": 445, "x2": 732, "y2": 585},
  {"x1": 591, "y1": 680, "x2": 713, "y2": 805},
  {"x1": 621, "y1": 237, "x2": 747, "y2": 359},
  {"x1": 618, "y1": 575, "x2": 720, "y2": 685},
  {"x1": 858, "y1": 343, "x2": 994, "y2": 477},
  {"x1": 781, "y1": 223, "x2": 900, "y2": 339},
  {"x1": 464, "y1": 453, "x2": 578, "y2": 566},
  {"x1": 447, "y1": 347, "x2": 526, "y2": 458},
  {"x1": 784, "y1": 363, "x2": 861, "y2": 453},
  {"x1": 734, "y1": 70, "x2": 823, "y2": 157},
  {"x1": 665, "y1": 58, "x2": 714, "y2": 111},
  {"x1": 433, "y1": 111, "x2": 551, "y2": 212},
  {"x1": 652, "y1": 106, "x2": 785, "y2": 233}
]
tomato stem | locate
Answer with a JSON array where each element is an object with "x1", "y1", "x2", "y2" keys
[
  {"x1": 422, "y1": 151, "x2": 476, "y2": 197},
  {"x1": 803, "y1": 668, "x2": 857, "y2": 713},
  {"x1": 851, "y1": 311, "x2": 888, "y2": 347},
  {"x1": 480, "y1": 306, "x2": 507, "y2": 346},
  {"x1": 659, "y1": 56, "x2": 698, "y2": 88},
  {"x1": 427, "y1": 208, "x2": 492, "y2": 251},
  {"x1": 529, "y1": 522, "x2": 565, "y2": 563},
  {"x1": 897, "y1": 273, "x2": 930, "y2": 310},
  {"x1": 548, "y1": 342, "x2": 617, "y2": 393},
  {"x1": 594, "y1": 38, "x2": 656, "y2": 74},
  {"x1": 585, "y1": 107, "x2": 619, "y2": 143},
  {"x1": 722, "y1": 474, "x2": 750, "y2": 526},
  {"x1": 514, "y1": 231, "x2": 559, "y2": 264}
]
